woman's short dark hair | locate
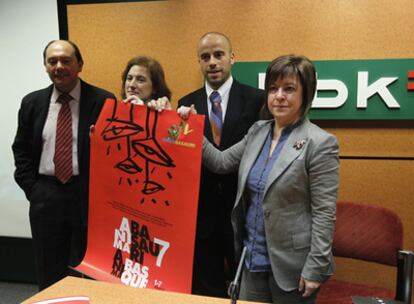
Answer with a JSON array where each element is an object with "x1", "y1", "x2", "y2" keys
[
  {"x1": 261, "y1": 54, "x2": 316, "y2": 121},
  {"x1": 121, "y1": 56, "x2": 171, "y2": 100}
]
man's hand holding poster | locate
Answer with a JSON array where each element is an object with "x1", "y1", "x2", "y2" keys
[{"x1": 75, "y1": 99, "x2": 204, "y2": 293}]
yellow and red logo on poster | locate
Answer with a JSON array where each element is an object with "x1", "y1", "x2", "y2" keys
[{"x1": 75, "y1": 99, "x2": 204, "y2": 293}]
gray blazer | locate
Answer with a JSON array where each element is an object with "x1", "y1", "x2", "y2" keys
[{"x1": 202, "y1": 118, "x2": 339, "y2": 291}]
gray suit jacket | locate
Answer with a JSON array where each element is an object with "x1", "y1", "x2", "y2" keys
[{"x1": 202, "y1": 118, "x2": 339, "y2": 291}]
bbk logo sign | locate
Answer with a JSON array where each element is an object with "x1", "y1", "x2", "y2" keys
[{"x1": 233, "y1": 59, "x2": 414, "y2": 120}]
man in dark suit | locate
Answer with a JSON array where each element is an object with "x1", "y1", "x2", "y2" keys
[
  {"x1": 178, "y1": 32, "x2": 264, "y2": 297},
  {"x1": 12, "y1": 40, "x2": 115, "y2": 290}
]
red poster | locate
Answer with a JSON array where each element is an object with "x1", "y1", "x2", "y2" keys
[{"x1": 75, "y1": 99, "x2": 204, "y2": 293}]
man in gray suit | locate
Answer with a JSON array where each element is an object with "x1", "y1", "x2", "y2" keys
[
  {"x1": 178, "y1": 32, "x2": 264, "y2": 297},
  {"x1": 12, "y1": 40, "x2": 115, "y2": 290}
]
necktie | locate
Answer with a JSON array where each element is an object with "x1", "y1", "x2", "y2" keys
[
  {"x1": 209, "y1": 91, "x2": 223, "y2": 146},
  {"x1": 54, "y1": 93, "x2": 73, "y2": 184}
]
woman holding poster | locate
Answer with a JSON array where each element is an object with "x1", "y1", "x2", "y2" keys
[
  {"x1": 121, "y1": 56, "x2": 172, "y2": 110},
  {"x1": 179, "y1": 55, "x2": 339, "y2": 304},
  {"x1": 79, "y1": 54, "x2": 204, "y2": 293}
]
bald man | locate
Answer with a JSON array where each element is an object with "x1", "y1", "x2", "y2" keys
[
  {"x1": 178, "y1": 32, "x2": 264, "y2": 297},
  {"x1": 12, "y1": 40, "x2": 115, "y2": 290}
]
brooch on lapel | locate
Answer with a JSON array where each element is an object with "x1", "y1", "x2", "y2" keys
[{"x1": 293, "y1": 139, "x2": 306, "y2": 150}]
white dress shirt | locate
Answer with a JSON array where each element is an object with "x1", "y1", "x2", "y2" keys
[{"x1": 39, "y1": 80, "x2": 81, "y2": 176}]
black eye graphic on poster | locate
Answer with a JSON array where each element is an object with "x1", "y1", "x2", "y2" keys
[{"x1": 101, "y1": 99, "x2": 177, "y2": 205}]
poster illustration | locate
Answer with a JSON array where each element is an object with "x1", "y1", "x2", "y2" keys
[{"x1": 75, "y1": 99, "x2": 204, "y2": 293}]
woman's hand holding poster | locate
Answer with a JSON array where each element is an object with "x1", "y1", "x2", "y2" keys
[{"x1": 75, "y1": 99, "x2": 204, "y2": 293}]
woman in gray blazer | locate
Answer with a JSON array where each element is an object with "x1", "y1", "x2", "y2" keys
[{"x1": 180, "y1": 55, "x2": 339, "y2": 303}]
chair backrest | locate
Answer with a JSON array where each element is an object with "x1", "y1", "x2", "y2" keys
[{"x1": 333, "y1": 201, "x2": 403, "y2": 266}]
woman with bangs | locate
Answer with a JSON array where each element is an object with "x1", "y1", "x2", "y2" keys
[{"x1": 179, "y1": 54, "x2": 339, "y2": 304}]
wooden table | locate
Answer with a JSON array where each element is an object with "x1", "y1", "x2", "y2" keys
[{"x1": 22, "y1": 276, "x2": 259, "y2": 304}]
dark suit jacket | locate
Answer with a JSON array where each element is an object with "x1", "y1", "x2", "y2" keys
[
  {"x1": 178, "y1": 79, "x2": 264, "y2": 239},
  {"x1": 12, "y1": 80, "x2": 115, "y2": 224}
]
